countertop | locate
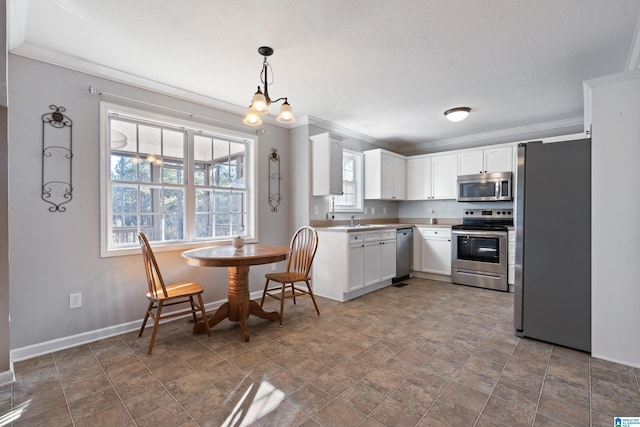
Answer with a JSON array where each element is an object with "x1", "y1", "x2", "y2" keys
[
  {"x1": 315, "y1": 223, "x2": 419, "y2": 232},
  {"x1": 313, "y1": 218, "x2": 515, "y2": 232},
  {"x1": 314, "y1": 219, "x2": 459, "y2": 232}
]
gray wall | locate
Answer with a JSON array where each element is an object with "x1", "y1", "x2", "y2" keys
[
  {"x1": 1, "y1": 0, "x2": 10, "y2": 378},
  {"x1": 289, "y1": 125, "x2": 310, "y2": 233},
  {"x1": 8, "y1": 55, "x2": 292, "y2": 351},
  {"x1": 307, "y1": 124, "x2": 399, "y2": 223}
]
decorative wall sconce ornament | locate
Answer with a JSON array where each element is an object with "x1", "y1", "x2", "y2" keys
[
  {"x1": 268, "y1": 148, "x2": 282, "y2": 212},
  {"x1": 41, "y1": 105, "x2": 73, "y2": 212},
  {"x1": 243, "y1": 46, "x2": 295, "y2": 126}
]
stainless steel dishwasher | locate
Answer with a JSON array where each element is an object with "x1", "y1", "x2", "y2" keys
[{"x1": 394, "y1": 227, "x2": 413, "y2": 282}]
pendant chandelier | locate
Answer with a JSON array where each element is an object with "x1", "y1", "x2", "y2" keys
[{"x1": 243, "y1": 46, "x2": 295, "y2": 126}]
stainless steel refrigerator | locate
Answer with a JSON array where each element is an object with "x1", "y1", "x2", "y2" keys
[{"x1": 514, "y1": 139, "x2": 591, "y2": 352}]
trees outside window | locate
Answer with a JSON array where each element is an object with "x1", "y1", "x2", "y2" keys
[{"x1": 101, "y1": 103, "x2": 255, "y2": 256}]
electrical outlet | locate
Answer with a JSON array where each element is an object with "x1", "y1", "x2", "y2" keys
[
  {"x1": 271, "y1": 263, "x2": 277, "y2": 271},
  {"x1": 371, "y1": 207, "x2": 376, "y2": 215},
  {"x1": 364, "y1": 206, "x2": 368, "y2": 215},
  {"x1": 69, "y1": 293, "x2": 82, "y2": 309},
  {"x1": 314, "y1": 205, "x2": 319, "y2": 215},
  {"x1": 383, "y1": 207, "x2": 387, "y2": 215}
]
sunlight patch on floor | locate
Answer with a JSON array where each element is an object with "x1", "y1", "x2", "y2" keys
[
  {"x1": 0, "y1": 400, "x2": 30, "y2": 426},
  {"x1": 223, "y1": 381, "x2": 285, "y2": 426}
]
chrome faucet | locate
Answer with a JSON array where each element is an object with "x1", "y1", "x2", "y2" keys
[{"x1": 350, "y1": 214, "x2": 360, "y2": 227}]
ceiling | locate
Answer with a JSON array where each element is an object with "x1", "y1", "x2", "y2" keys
[{"x1": 8, "y1": 1, "x2": 640, "y2": 154}]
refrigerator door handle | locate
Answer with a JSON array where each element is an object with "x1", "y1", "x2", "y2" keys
[{"x1": 513, "y1": 143, "x2": 526, "y2": 332}]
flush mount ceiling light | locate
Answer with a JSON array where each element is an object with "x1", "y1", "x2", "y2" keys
[
  {"x1": 243, "y1": 46, "x2": 295, "y2": 126},
  {"x1": 444, "y1": 107, "x2": 471, "y2": 122}
]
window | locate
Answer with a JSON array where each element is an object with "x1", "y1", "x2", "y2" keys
[
  {"x1": 333, "y1": 149, "x2": 363, "y2": 212},
  {"x1": 100, "y1": 102, "x2": 256, "y2": 256}
]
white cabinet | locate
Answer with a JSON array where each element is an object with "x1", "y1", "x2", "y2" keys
[
  {"x1": 458, "y1": 146, "x2": 513, "y2": 175},
  {"x1": 363, "y1": 230, "x2": 396, "y2": 285},
  {"x1": 415, "y1": 227, "x2": 451, "y2": 276},
  {"x1": 311, "y1": 132, "x2": 343, "y2": 196},
  {"x1": 406, "y1": 153, "x2": 457, "y2": 200},
  {"x1": 313, "y1": 228, "x2": 396, "y2": 301},
  {"x1": 364, "y1": 149, "x2": 406, "y2": 200},
  {"x1": 347, "y1": 233, "x2": 364, "y2": 292},
  {"x1": 406, "y1": 156, "x2": 432, "y2": 200},
  {"x1": 379, "y1": 230, "x2": 397, "y2": 281},
  {"x1": 431, "y1": 154, "x2": 458, "y2": 199},
  {"x1": 363, "y1": 232, "x2": 382, "y2": 286}
]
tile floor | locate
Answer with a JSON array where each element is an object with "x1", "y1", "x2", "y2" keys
[{"x1": 1, "y1": 278, "x2": 639, "y2": 426}]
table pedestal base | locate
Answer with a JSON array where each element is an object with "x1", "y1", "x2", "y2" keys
[{"x1": 192, "y1": 265, "x2": 280, "y2": 341}]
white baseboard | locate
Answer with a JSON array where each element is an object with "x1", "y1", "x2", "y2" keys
[
  {"x1": 590, "y1": 352, "x2": 640, "y2": 370},
  {"x1": 9, "y1": 294, "x2": 247, "y2": 362}
]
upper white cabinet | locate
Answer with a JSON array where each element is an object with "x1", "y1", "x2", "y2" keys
[
  {"x1": 406, "y1": 153, "x2": 457, "y2": 200},
  {"x1": 311, "y1": 133, "x2": 343, "y2": 196},
  {"x1": 458, "y1": 146, "x2": 513, "y2": 175},
  {"x1": 406, "y1": 157, "x2": 432, "y2": 200},
  {"x1": 431, "y1": 154, "x2": 458, "y2": 199},
  {"x1": 363, "y1": 149, "x2": 406, "y2": 200}
]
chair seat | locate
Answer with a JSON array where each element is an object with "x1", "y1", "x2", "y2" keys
[
  {"x1": 146, "y1": 282, "x2": 204, "y2": 300},
  {"x1": 264, "y1": 272, "x2": 310, "y2": 283},
  {"x1": 137, "y1": 232, "x2": 210, "y2": 355},
  {"x1": 260, "y1": 226, "x2": 320, "y2": 326}
]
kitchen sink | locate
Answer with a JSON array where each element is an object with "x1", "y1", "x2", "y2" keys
[{"x1": 325, "y1": 224, "x2": 386, "y2": 230}]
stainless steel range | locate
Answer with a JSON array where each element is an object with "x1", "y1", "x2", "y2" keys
[{"x1": 451, "y1": 209, "x2": 513, "y2": 291}]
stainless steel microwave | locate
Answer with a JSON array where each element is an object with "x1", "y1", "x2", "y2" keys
[{"x1": 457, "y1": 172, "x2": 512, "y2": 202}]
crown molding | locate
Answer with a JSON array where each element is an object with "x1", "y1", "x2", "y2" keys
[
  {"x1": 627, "y1": 15, "x2": 640, "y2": 70},
  {"x1": 398, "y1": 117, "x2": 585, "y2": 155},
  {"x1": 9, "y1": 43, "x2": 297, "y2": 129},
  {"x1": 305, "y1": 115, "x2": 400, "y2": 151}
]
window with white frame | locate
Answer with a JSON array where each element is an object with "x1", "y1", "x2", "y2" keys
[
  {"x1": 100, "y1": 102, "x2": 256, "y2": 256},
  {"x1": 333, "y1": 149, "x2": 363, "y2": 212}
]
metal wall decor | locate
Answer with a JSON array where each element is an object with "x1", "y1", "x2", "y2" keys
[
  {"x1": 41, "y1": 105, "x2": 73, "y2": 212},
  {"x1": 268, "y1": 148, "x2": 282, "y2": 212}
]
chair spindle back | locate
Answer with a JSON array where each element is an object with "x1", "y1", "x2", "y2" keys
[
  {"x1": 286, "y1": 226, "x2": 319, "y2": 276},
  {"x1": 138, "y1": 233, "x2": 168, "y2": 298}
]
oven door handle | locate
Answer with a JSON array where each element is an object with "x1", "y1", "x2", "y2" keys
[{"x1": 451, "y1": 230, "x2": 507, "y2": 238}]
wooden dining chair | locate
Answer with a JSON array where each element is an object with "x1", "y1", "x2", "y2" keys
[
  {"x1": 260, "y1": 226, "x2": 320, "y2": 325},
  {"x1": 137, "y1": 232, "x2": 210, "y2": 355}
]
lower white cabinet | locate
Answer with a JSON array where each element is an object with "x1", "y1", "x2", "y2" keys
[
  {"x1": 414, "y1": 227, "x2": 452, "y2": 276},
  {"x1": 347, "y1": 239, "x2": 364, "y2": 292},
  {"x1": 314, "y1": 228, "x2": 396, "y2": 301},
  {"x1": 379, "y1": 235, "x2": 397, "y2": 281},
  {"x1": 363, "y1": 240, "x2": 381, "y2": 286}
]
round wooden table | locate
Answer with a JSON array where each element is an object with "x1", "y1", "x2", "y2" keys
[{"x1": 182, "y1": 244, "x2": 290, "y2": 342}]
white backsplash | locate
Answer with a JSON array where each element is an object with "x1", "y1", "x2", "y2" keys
[{"x1": 398, "y1": 199, "x2": 514, "y2": 220}]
